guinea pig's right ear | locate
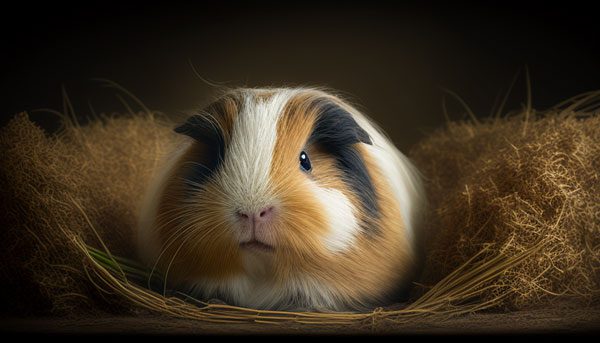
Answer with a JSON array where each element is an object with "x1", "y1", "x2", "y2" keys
[{"x1": 174, "y1": 115, "x2": 225, "y2": 155}]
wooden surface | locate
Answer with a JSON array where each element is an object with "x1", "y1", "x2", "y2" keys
[{"x1": 2, "y1": 305, "x2": 599, "y2": 335}]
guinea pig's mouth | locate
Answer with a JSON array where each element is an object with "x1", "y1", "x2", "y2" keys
[{"x1": 239, "y1": 240, "x2": 275, "y2": 253}]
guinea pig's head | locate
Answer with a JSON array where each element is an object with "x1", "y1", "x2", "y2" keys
[{"x1": 152, "y1": 88, "x2": 381, "y2": 283}]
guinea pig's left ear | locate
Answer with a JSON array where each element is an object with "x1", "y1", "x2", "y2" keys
[
  {"x1": 174, "y1": 115, "x2": 224, "y2": 148},
  {"x1": 311, "y1": 101, "x2": 372, "y2": 146}
]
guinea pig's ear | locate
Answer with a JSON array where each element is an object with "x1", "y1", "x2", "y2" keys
[
  {"x1": 311, "y1": 101, "x2": 372, "y2": 146},
  {"x1": 174, "y1": 115, "x2": 224, "y2": 149},
  {"x1": 174, "y1": 114, "x2": 227, "y2": 164}
]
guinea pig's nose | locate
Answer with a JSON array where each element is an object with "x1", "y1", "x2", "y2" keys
[{"x1": 236, "y1": 206, "x2": 276, "y2": 223}]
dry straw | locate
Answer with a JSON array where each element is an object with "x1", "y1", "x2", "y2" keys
[
  {"x1": 0, "y1": 91, "x2": 599, "y2": 328},
  {"x1": 412, "y1": 91, "x2": 600, "y2": 309}
]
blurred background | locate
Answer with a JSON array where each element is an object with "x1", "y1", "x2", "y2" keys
[{"x1": 2, "y1": 0, "x2": 599, "y2": 150}]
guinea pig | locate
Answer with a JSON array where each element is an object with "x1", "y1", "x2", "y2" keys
[{"x1": 137, "y1": 87, "x2": 425, "y2": 311}]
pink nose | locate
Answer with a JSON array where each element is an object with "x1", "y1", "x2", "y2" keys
[{"x1": 237, "y1": 206, "x2": 275, "y2": 223}]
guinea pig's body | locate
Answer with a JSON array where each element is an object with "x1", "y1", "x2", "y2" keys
[{"x1": 137, "y1": 87, "x2": 424, "y2": 311}]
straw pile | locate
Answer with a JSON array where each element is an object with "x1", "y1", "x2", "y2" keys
[
  {"x1": 0, "y1": 112, "x2": 175, "y2": 315},
  {"x1": 410, "y1": 94, "x2": 600, "y2": 309},
  {"x1": 0, "y1": 95, "x2": 599, "y2": 327}
]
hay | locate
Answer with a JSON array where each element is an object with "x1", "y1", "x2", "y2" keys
[
  {"x1": 0, "y1": 98, "x2": 599, "y2": 327},
  {"x1": 410, "y1": 99, "x2": 600, "y2": 309},
  {"x1": 0, "y1": 112, "x2": 174, "y2": 315}
]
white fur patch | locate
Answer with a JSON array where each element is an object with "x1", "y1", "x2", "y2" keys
[
  {"x1": 313, "y1": 186, "x2": 361, "y2": 253},
  {"x1": 216, "y1": 89, "x2": 297, "y2": 214}
]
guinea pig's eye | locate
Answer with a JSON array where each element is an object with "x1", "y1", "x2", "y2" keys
[{"x1": 299, "y1": 151, "x2": 312, "y2": 172}]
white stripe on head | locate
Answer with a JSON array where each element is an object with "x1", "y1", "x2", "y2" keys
[{"x1": 216, "y1": 89, "x2": 297, "y2": 213}]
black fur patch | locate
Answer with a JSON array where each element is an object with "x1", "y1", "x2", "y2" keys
[
  {"x1": 174, "y1": 115, "x2": 225, "y2": 189},
  {"x1": 310, "y1": 102, "x2": 372, "y2": 147},
  {"x1": 309, "y1": 100, "x2": 380, "y2": 234},
  {"x1": 174, "y1": 115, "x2": 225, "y2": 154}
]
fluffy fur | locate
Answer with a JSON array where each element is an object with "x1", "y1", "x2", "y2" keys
[{"x1": 137, "y1": 87, "x2": 425, "y2": 311}]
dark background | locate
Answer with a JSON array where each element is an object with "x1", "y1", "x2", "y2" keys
[{"x1": 2, "y1": 0, "x2": 599, "y2": 150}]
